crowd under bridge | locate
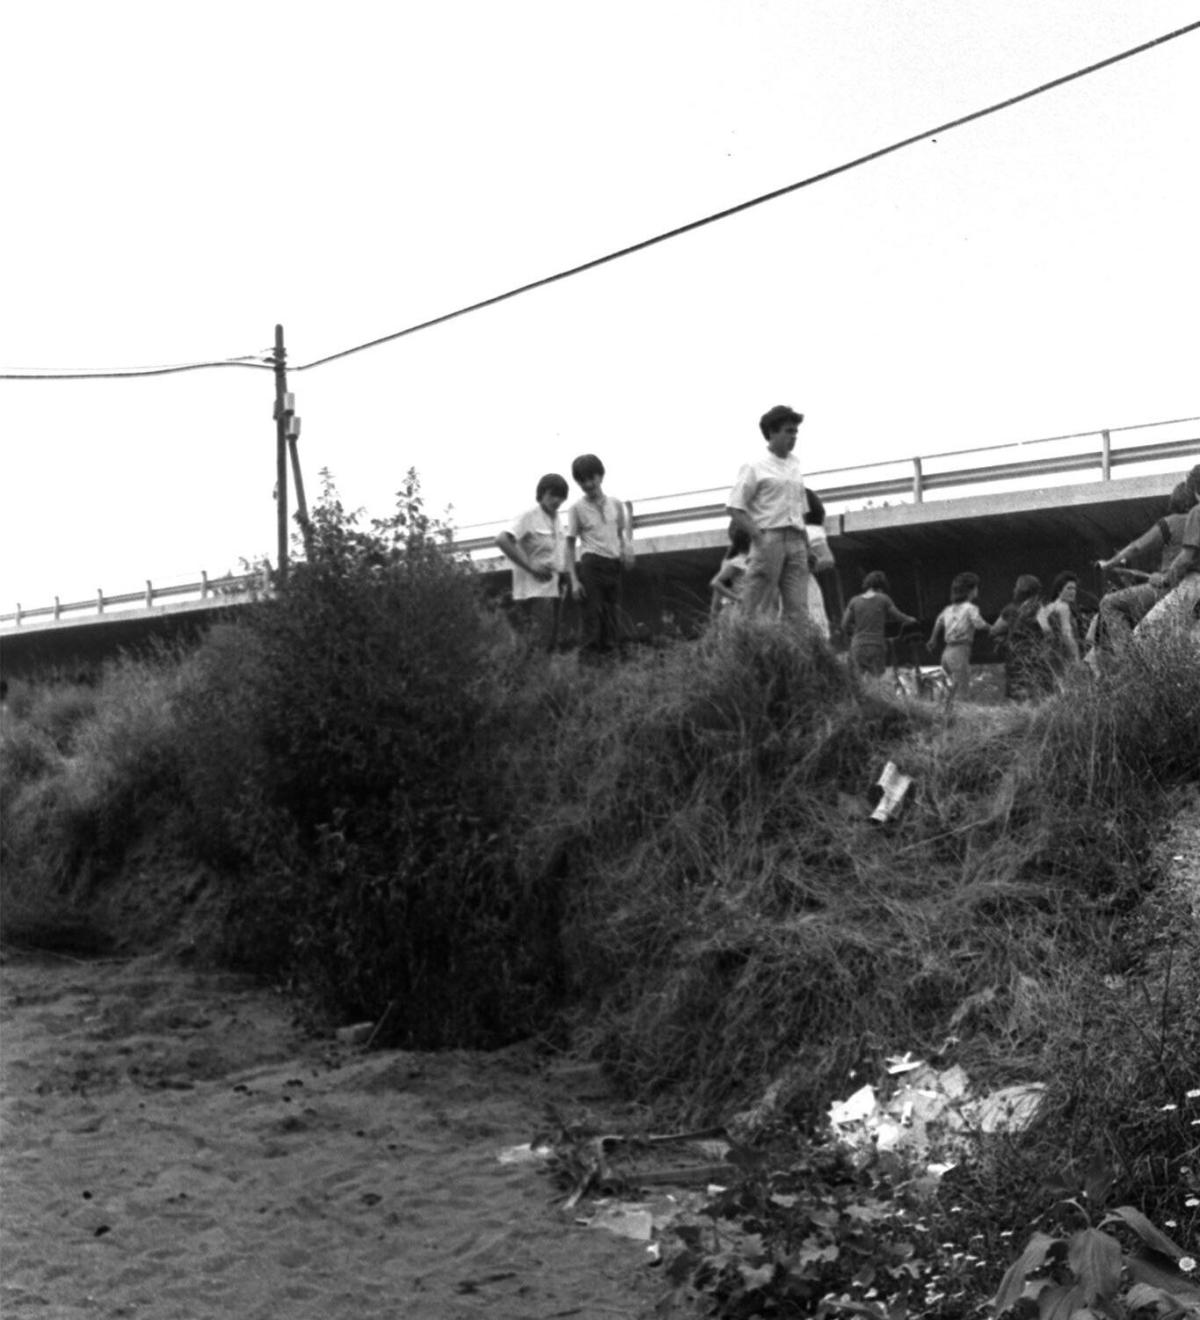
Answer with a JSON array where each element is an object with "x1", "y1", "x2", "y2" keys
[{"x1": 2, "y1": 417, "x2": 1197, "y2": 678}]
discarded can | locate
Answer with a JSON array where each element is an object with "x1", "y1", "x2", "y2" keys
[{"x1": 868, "y1": 761, "x2": 912, "y2": 824}]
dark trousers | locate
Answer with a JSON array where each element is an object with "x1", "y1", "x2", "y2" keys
[
  {"x1": 511, "y1": 596, "x2": 560, "y2": 651},
  {"x1": 577, "y1": 553, "x2": 623, "y2": 653}
]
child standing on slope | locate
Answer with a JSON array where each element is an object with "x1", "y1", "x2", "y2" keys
[
  {"x1": 565, "y1": 454, "x2": 634, "y2": 659},
  {"x1": 710, "y1": 524, "x2": 753, "y2": 616},
  {"x1": 841, "y1": 571, "x2": 917, "y2": 677},
  {"x1": 494, "y1": 472, "x2": 569, "y2": 652},
  {"x1": 928, "y1": 572, "x2": 989, "y2": 703}
]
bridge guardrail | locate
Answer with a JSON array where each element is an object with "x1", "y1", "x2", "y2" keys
[
  {"x1": 1, "y1": 571, "x2": 268, "y2": 629},
  {"x1": 5, "y1": 418, "x2": 1198, "y2": 626}
]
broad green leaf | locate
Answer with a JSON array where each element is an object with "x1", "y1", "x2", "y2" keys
[
  {"x1": 1101, "y1": 1207, "x2": 1184, "y2": 1259},
  {"x1": 1037, "y1": 1283, "x2": 1087, "y2": 1320},
  {"x1": 1123, "y1": 1281, "x2": 1170, "y2": 1311},
  {"x1": 1066, "y1": 1228, "x2": 1122, "y2": 1303},
  {"x1": 993, "y1": 1232, "x2": 1059, "y2": 1315}
]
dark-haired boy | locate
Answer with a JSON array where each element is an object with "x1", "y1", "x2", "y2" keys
[
  {"x1": 495, "y1": 472, "x2": 569, "y2": 651},
  {"x1": 726, "y1": 404, "x2": 812, "y2": 628},
  {"x1": 564, "y1": 454, "x2": 633, "y2": 657}
]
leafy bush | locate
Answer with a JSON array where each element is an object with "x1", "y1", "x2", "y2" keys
[
  {"x1": 662, "y1": 1141, "x2": 973, "y2": 1319},
  {"x1": 208, "y1": 471, "x2": 565, "y2": 1046},
  {"x1": 170, "y1": 622, "x2": 272, "y2": 868},
  {"x1": 993, "y1": 1203, "x2": 1200, "y2": 1319}
]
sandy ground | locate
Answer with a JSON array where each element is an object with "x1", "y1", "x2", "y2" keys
[{"x1": 0, "y1": 953, "x2": 660, "y2": 1319}]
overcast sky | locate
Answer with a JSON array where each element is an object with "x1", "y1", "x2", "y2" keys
[{"x1": 2, "y1": 1, "x2": 1198, "y2": 608}]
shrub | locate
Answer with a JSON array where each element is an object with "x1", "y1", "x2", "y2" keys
[
  {"x1": 170, "y1": 622, "x2": 272, "y2": 868},
  {"x1": 212, "y1": 471, "x2": 566, "y2": 1045},
  {"x1": 0, "y1": 650, "x2": 191, "y2": 950}
]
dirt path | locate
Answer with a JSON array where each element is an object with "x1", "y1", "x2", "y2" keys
[{"x1": 0, "y1": 953, "x2": 659, "y2": 1319}]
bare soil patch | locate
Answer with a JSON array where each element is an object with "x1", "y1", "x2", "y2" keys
[{"x1": 0, "y1": 951, "x2": 657, "y2": 1319}]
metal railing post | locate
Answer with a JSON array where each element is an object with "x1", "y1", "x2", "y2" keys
[
  {"x1": 15, "y1": 602, "x2": 21, "y2": 626},
  {"x1": 53, "y1": 596, "x2": 61, "y2": 621},
  {"x1": 145, "y1": 580, "x2": 153, "y2": 609},
  {"x1": 97, "y1": 589, "x2": 104, "y2": 615},
  {"x1": 912, "y1": 457, "x2": 925, "y2": 503},
  {"x1": 201, "y1": 570, "x2": 209, "y2": 600},
  {"x1": 1100, "y1": 429, "x2": 1112, "y2": 481}
]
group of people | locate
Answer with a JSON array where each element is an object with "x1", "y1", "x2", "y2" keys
[
  {"x1": 495, "y1": 453, "x2": 634, "y2": 658},
  {"x1": 496, "y1": 405, "x2": 1200, "y2": 696},
  {"x1": 980, "y1": 463, "x2": 1200, "y2": 699},
  {"x1": 845, "y1": 462, "x2": 1200, "y2": 703}
]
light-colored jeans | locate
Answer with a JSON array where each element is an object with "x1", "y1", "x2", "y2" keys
[
  {"x1": 1099, "y1": 582, "x2": 1158, "y2": 642},
  {"x1": 1134, "y1": 574, "x2": 1200, "y2": 639},
  {"x1": 741, "y1": 528, "x2": 811, "y2": 628}
]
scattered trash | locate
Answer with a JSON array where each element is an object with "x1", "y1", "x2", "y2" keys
[
  {"x1": 972, "y1": 1084, "x2": 1046, "y2": 1134},
  {"x1": 584, "y1": 1203, "x2": 655, "y2": 1241},
  {"x1": 827, "y1": 1057, "x2": 1046, "y2": 1178},
  {"x1": 496, "y1": 1141, "x2": 553, "y2": 1166},
  {"x1": 574, "y1": 1192, "x2": 709, "y2": 1252},
  {"x1": 503, "y1": 1120, "x2": 734, "y2": 1212},
  {"x1": 884, "y1": 1051, "x2": 924, "y2": 1075},
  {"x1": 868, "y1": 761, "x2": 913, "y2": 824},
  {"x1": 828, "y1": 1084, "x2": 877, "y2": 1128}
]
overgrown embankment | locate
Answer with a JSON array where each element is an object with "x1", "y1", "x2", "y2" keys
[{"x1": 3, "y1": 478, "x2": 1199, "y2": 1290}]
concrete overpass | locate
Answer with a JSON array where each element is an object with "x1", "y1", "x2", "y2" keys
[
  {"x1": 624, "y1": 468, "x2": 1190, "y2": 636},
  {"x1": 3, "y1": 418, "x2": 1197, "y2": 675}
]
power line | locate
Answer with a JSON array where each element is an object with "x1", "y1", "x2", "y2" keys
[
  {"x1": 292, "y1": 18, "x2": 1200, "y2": 372},
  {"x1": 3, "y1": 19, "x2": 1197, "y2": 384},
  {"x1": 0, "y1": 353, "x2": 273, "y2": 381}
]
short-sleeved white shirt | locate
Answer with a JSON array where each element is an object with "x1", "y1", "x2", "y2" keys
[
  {"x1": 567, "y1": 494, "x2": 626, "y2": 559},
  {"x1": 727, "y1": 453, "x2": 807, "y2": 531},
  {"x1": 939, "y1": 601, "x2": 988, "y2": 645},
  {"x1": 507, "y1": 504, "x2": 562, "y2": 600}
]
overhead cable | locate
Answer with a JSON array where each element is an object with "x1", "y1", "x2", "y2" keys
[
  {"x1": 0, "y1": 353, "x2": 273, "y2": 382},
  {"x1": 2, "y1": 19, "x2": 1197, "y2": 383},
  {"x1": 291, "y1": 19, "x2": 1200, "y2": 372}
]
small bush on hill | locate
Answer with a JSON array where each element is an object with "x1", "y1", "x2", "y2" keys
[{"x1": 199, "y1": 471, "x2": 566, "y2": 1046}]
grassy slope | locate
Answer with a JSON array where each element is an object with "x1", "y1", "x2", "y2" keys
[{"x1": 2, "y1": 616, "x2": 1198, "y2": 1248}]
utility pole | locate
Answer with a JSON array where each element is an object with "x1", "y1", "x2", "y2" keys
[
  {"x1": 273, "y1": 324, "x2": 289, "y2": 585},
  {"x1": 271, "y1": 323, "x2": 312, "y2": 581}
]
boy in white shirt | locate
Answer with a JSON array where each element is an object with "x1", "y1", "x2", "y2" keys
[
  {"x1": 726, "y1": 404, "x2": 812, "y2": 629},
  {"x1": 565, "y1": 454, "x2": 634, "y2": 658},
  {"x1": 495, "y1": 473, "x2": 568, "y2": 651}
]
